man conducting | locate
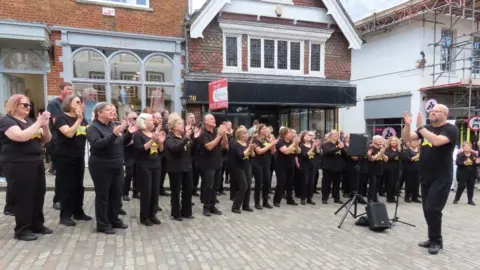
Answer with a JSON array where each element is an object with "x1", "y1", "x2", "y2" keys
[{"x1": 401, "y1": 104, "x2": 458, "y2": 255}]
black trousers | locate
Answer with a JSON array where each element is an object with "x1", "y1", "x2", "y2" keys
[
  {"x1": 4, "y1": 175, "x2": 14, "y2": 213},
  {"x1": 229, "y1": 162, "x2": 238, "y2": 200},
  {"x1": 273, "y1": 165, "x2": 295, "y2": 204},
  {"x1": 51, "y1": 152, "x2": 60, "y2": 204},
  {"x1": 232, "y1": 167, "x2": 252, "y2": 210},
  {"x1": 159, "y1": 156, "x2": 167, "y2": 193},
  {"x1": 169, "y1": 171, "x2": 193, "y2": 218},
  {"x1": 294, "y1": 168, "x2": 302, "y2": 197},
  {"x1": 89, "y1": 163, "x2": 123, "y2": 230},
  {"x1": 404, "y1": 170, "x2": 420, "y2": 200},
  {"x1": 301, "y1": 166, "x2": 315, "y2": 201},
  {"x1": 56, "y1": 156, "x2": 85, "y2": 219},
  {"x1": 314, "y1": 169, "x2": 320, "y2": 190},
  {"x1": 136, "y1": 166, "x2": 161, "y2": 220},
  {"x1": 192, "y1": 161, "x2": 200, "y2": 194},
  {"x1": 123, "y1": 162, "x2": 137, "y2": 196},
  {"x1": 421, "y1": 180, "x2": 451, "y2": 243},
  {"x1": 321, "y1": 169, "x2": 341, "y2": 201},
  {"x1": 252, "y1": 162, "x2": 271, "y2": 204},
  {"x1": 384, "y1": 169, "x2": 399, "y2": 201},
  {"x1": 219, "y1": 159, "x2": 229, "y2": 192},
  {"x1": 200, "y1": 168, "x2": 221, "y2": 209},
  {"x1": 359, "y1": 173, "x2": 369, "y2": 196},
  {"x1": 455, "y1": 170, "x2": 476, "y2": 202},
  {"x1": 368, "y1": 174, "x2": 380, "y2": 203},
  {"x1": 4, "y1": 161, "x2": 46, "y2": 235}
]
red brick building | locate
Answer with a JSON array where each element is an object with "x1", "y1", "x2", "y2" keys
[
  {"x1": 0, "y1": 0, "x2": 187, "y2": 121},
  {"x1": 184, "y1": 0, "x2": 362, "y2": 134}
]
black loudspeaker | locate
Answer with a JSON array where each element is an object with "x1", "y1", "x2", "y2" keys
[
  {"x1": 366, "y1": 202, "x2": 391, "y2": 231},
  {"x1": 347, "y1": 133, "x2": 368, "y2": 157}
]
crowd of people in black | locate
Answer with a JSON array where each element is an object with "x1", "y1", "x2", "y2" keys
[{"x1": 0, "y1": 88, "x2": 475, "y2": 244}]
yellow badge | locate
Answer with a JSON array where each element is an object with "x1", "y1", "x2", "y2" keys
[
  {"x1": 243, "y1": 155, "x2": 249, "y2": 160},
  {"x1": 421, "y1": 138, "x2": 433, "y2": 147},
  {"x1": 308, "y1": 152, "x2": 315, "y2": 159},
  {"x1": 150, "y1": 142, "x2": 159, "y2": 155},
  {"x1": 184, "y1": 141, "x2": 190, "y2": 152},
  {"x1": 335, "y1": 150, "x2": 341, "y2": 155},
  {"x1": 394, "y1": 156, "x2": 398, "y2": 161},
  {"x1": 76, "y1": 125, "x2": 87, "y2": 136},
  {"x1": 263, "y1": 142, "x2": 271, "y2": 147},
  {"x1": 31, "y1": 129, "x2": 42, "y2": 140}
]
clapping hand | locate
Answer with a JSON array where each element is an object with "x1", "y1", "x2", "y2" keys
[
  {"x1": 157, "y1": 131, "x2": 166, "y2": 144},
  {"x1": 217, "y1": 125, "x2": 227, "y2": 137},
  {"x1": 38, "y1": 111, "x2": 51, "y2": 127},
  {"x1": 338, "y1": 141, "x2": 345, "y2": 149},
  {"x1": 75, "y1": 105, "x2": 84, "y2": 119},
  {"x1": 194, "y1": 127, "x2": 202, "y2": 139},
  {"x1": 249, "y1": 143, "x2": 257, "y2": 150},
  {"x1": 185, "y1": 128, "x2": 193, "y2": 139},
  {"x1": 271, "y1": 138, "x2": 279, "y2": 145},
  {"x1": 293, "y1": 136, "x2": 300, "y2": 145}
]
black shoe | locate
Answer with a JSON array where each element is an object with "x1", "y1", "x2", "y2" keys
[
  {"x1": 192, "y1": 202, "x2": 195, "y2": 206},
  {"x1": 242, "y1": 207, "x2": 254, "y2": 212},
  {"x1": 119, "y1": 209, "x2": 127, "y2": 215},
  {"x1": 112, "y1": 222, "x2": 128, "y2": 229},
  {"x1": 343, "y1": 194, "x2": 350, "y2": 198},
  {"x1": 140, "y1": 219, "x2": 153, "y2": 226},
  {"x1": 404, "y1": 198, "x2": 412, "y2": 203},
  {"x1": 428, "y1": 243, "x2": 442, "y2": 255},
  {"x1": 97, "y1": 228, "x2": 115, "y2": 234},
  {"x1": 453, "y1": 200, "x2": 459, "y2": 204},
  {"x1": 273, "y1": 202, "x2": 280, "y2": 207},
  {"x1": 192, "y1": 192, "x2": 200, "y2": 197},
  {"x1": 232, "y1": 208, "x2": 241, "y2": 214},
  {"x1": 468, "y1": 201, "x2": 476, "y2": 206},
  {"x1": 53, "y1": 202, "x2": 61, "y2": 210},
  {"x1": 158, "y1": 206, "x2": 163, "y2": 211},
  {"x1": 182, "y1": 215, "x2": 195, "y2": 219},
  {"x1": 14, "y1": 231, "x2": 38, "y2": 241},
  {"x1": 150, "y1": 216, "x2": 161, "y2": 225},
  {"x1": 159, "y1": 191, "x2": 170, "y2": 196},
  {"x1": 3, "y1": 210, "x2": 14, "y2": 216},
  {"x1": 218, "y1": 191, "x2": 226, "y2": 196},
  {"x1": 314, "y1": 191, "x2": 320, "y2": 194},
  {"x1": 174, "y1": 216, "x2": 183, "y2": 221},
  {"x1": 60, "y1": 217, "x2": 76, "y2": 226},
  {"x1": 418, "y1": 240, "x2": 443, "y2": 249},
  {"x1": 210, "y1": 207, "x2": 222, "y2": 215},
  {"x1": 387, "y1": 199, "x2": 396, "y2": 203},
  {"x1": 286, "y1": 200, "x2": 298, "y2": 206},
  {"x1": 322, "y1": 199, "x2": 328, "y2": 204},
  {"x1": 307, "y1": 199, "x2": 316, "y2": 205},
  {"x1": 263, "y1": 202, "x2": 273, "y2": 209},
  {"x1": 412, "y1": 199, "x2": 422, "y2": 203},
  {"x1": 300, "y1": 200, "x2": 306, "y2": 205},
  {"x1": 334, "y1": 199, "x2": 344, "y2": 204},
  {"x1": 32, "y1": 226, "x2": 53, "y2": 234},
  {"x1": 215, "y1": 199, "x2": 220, "y2": 204},
  {"x1": 132, "y1": 193, "x2": 140, "y2": 199},
  {"x1": 73, "y1": 214, "x2": 92, "y2": 221},
  {"x1": 203, "y1": 208, "x2": 211, "y2": 217},
  {"x1": 123, "y1": 195, "x2": 130, "y2": 201},
  {"x1": 254, "y1": 204, "x2": 263, "y2": 210}
]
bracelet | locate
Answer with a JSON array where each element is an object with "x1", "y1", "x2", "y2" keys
[{"x1": 416, "y1": 126, "x2": 425, "y2": 132}]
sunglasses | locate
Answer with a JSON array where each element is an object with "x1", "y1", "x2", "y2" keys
[{"x1": 20, "y1": 103, "x2": 31, "y2": 108}]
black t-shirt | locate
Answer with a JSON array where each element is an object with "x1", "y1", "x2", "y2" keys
[
  {"x1": 385, "y1": 148, "x2": 401, "y2": 171},
  {"x1": 252, "y1": 137, "x2": 272, "y2": 165},
  {"x1": 367, "y1": 146, "x2": 384, "y2": 175},
  {"x1": 416, "y1": 123, "x2": 459, "y2": 183},
  {"x1": 195, "y1": 128, "x2": 223, "y2": 170},
  {"x1": 0, "y1": 115, "x2": 43, "y2": 163},
  {"x1": 404, "y1": 147, "x2": 420, "y2": 171},
  {"x1": 54, "y1": 114, "x2": 88, "y2": 158},
  {"x1": 455, "y1": 151, "x2": 477, "y2": 174},
  {"x1": 231, "y1": 140, "x2": 251, "y2": 170},
  {"x1": 275, "y1": 139, "x2": 296, "y2": 168},
  {"x1": 47, "y1": 97, "x2": 63, "y2": 144},
  {"x1": 133, "y1": 131, "x2": 162, "y2": 168},
  {"x1": 299, "y1": 143, "x2": 315, "y2": 171}
]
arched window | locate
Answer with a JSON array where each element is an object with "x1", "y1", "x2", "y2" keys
[
  {"x1": 145, "y1": 55, "x2": 173, "y2": 83},
  {"x1": 72, "y1": 50, "x2": 106, "y2": 79},
  {"x1": 110, "y1": 53, "x2": 141, "y2": 81},
  {"x1": 3, "y1": 50, "x2": 43, "y2": 71}
]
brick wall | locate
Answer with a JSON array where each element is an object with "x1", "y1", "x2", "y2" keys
[
  {"x1": 324, "y1": 30, "x2": 351, "y2": 81},
  {"x1": 293, "y1": 0, "x2": 326, "y2": 8},
  {"x1": 47, "y1": 32, "x2": 63, "y2": 96},
  {"x1": 189, "y1": 21, "x2": 223, "y2": 73},
  {"x1": 0, "y1": 0, "x2": 187, "y2": 37}
]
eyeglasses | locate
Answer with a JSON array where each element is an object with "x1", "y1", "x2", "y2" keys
[
  {"x1": 75, "y1": 100, "x2": 83, "y2": 104},
  {"x1": 20, "y1": 103, "x2": 31, "y2": 108}
]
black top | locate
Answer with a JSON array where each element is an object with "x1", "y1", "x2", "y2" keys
[
  {"x1": 231, "y1": 140, "x2": 251, "y2": 170},
  {"x1": 252, "y1": 137, "x2": 273, "y2": 165},
  {"x1": 385, "y1": 148, "x2": 401, "y2": 171},
  {"x1": 195, "y1": 127, "x2": 223, "y2": 170},
  {"x1": 0, "y1": 115, "x2": 43, "y2": 163},
  {"x1": 54, "y1": 114, "x2": 88, "y2": 158},
  {"x1": 416, "y1": 123, "x2": 459, "y2": 183},
  {"x1": 367, "y1": 146, "x2": 384, "y2": 175},
  {"x1": 124, "y1": 137, "x2": 136, "y2": 165},
  {"x1": 343, "y1": 145, "x2": 358, "y2": 171},
  {"x1": 133, "y1": 131, "x2": 162, "y2": 168},
  {"x1": 221, "y1": 134, "x2": 233, "y2": 161},
  {"x1": 321, "y1": 141, "x2": 345, "y2": 172},
  {"x1": 299, "y1": 143, "x2": 315, "y2": 171},
  {"x1": 47, "y1": 97, "x2": 63, "y2": 145},
  {"x1": 456, "y1": 151, "x2": 477, "y2": 173},
  {"x1": 165, "y1": 133, "x2": 192, "y2": 172},
  {"x1": 86, "y1": 120, "x2": 131, "y2": 168},
  {"x1": 404, "y1": 148, "x2": 420, "y2": 171},
  {"x1": 275, "y1": 139, "x2": 296, "y2": 168}
]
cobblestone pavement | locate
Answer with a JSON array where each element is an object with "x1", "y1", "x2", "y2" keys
[{"x1": 0, "y1": 190, "x2": 479, "y2": 270}]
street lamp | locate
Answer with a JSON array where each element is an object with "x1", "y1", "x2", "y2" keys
[{"x1": 180, "y1": 95, "x2": 187, "y2": 119}]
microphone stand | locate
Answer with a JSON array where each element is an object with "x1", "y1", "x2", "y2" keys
[{"x1": 390, "y1": 155, "x2": 415, "y2": 227}]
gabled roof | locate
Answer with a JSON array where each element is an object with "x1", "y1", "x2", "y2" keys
[{"x1": 189, "y1": 0, "x2": 363, "y2": 50}]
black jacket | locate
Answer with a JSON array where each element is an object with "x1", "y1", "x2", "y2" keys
[
  {"x1": 165, "y1": 133, "x2": 192, "y2": 172},
  {"x1": 86, "y1": 120, "x2": 131, "y2": 167}
]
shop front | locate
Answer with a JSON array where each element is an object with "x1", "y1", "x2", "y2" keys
[
  {"x1": 184, "y1": 74, "x2": 355, "y2": 136},
  {"x1": 0, "y1": 20, "x2": 52, "y2": 116},
  {"x1": 57, "y1": 27, "x2": 184, "y2": 122}
]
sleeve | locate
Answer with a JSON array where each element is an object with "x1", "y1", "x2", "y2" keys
[
  {"x1": 197, "y1": 131, "x2": 209, "y2": 147},
  {"x1": 322, "y1": 142, "x2": 339, "y2": 156},
  {"x1": 0, "y1": 117, "x2": 18, "y2": 133},
  {"x1": 456, "y1": 153, "x2": 465, "y2": 167},
  {"x1": 166, "y1": 137, "x2": 189, "y2": 154},
  {"x1": 123, "y1": 131, "x2": 133, "y2": 146},
  {"x1": 440, "y1": 124, "x2": 459, "y2": 144},
  {"x1": 276, "y1": 139, "x2": 286, "y2": 151},
  {"x1": 86, "y1": 126, "x2": 116, "y2": 151},
  {"x1": 54, "y1": 115, "x2": 68, "y2": 129}
]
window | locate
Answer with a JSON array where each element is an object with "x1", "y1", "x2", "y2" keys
[
  {"x1": 223, "y1": 35, "x2": 242, "y2": 72},
  {"x1": 473, "y1": 37, "x2": 480, "y2": 74},
  {"x1": 310, "y1": 42, "x2": 325, "y2": 76},
  {"x1": 440, "y1": 29, "x2": 454, "y2": 71},
  {"x1": 80, "y1": 0, "x2": 149, "y2": 8},
  {"x1": 248, "y1": 38, "x2": 304, "y2": 74}
]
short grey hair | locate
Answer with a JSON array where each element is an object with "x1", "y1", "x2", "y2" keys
[
  {"x1": 93, "y1": 102, "x2": 111, "y2": 120},
  {"x1": 137, "y1": 113, "x2": 152, "y2": 130}
]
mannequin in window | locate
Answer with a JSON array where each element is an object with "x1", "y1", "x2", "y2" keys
[
  {"x1": 83, "y1": 88, "x2": 98, "y2": 124},
  {"x1": 150, "y1": 87, "x2": 165, "y2": 112}
]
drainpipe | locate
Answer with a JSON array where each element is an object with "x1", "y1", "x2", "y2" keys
[{"x1": 184, "y1": 13, "x2": 191, "y2": 114}]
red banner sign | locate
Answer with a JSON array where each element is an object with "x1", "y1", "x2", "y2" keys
[{"x1": 208, "y1": 78, "x2": 228, "y2": 111}]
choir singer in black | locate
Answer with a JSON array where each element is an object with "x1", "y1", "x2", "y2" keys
[{"x1": 453, "y1": 141, "x2": 477, "y2": 205}]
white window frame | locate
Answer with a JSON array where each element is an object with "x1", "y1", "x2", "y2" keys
[
  {"x1": 309, "y1": 42, "x2": 326, "y2": 77},
  {"x1": 77, "y1": 0, "x2": 150, "y2": 9},
  {"x1": 222, "y1": 34, "x2": 242, "y2": 73},
  {"x1": 247, "y1": 37, "x2": 304, "y2": 76},
  {"x1": 261, "y1": 0, "x2": 294, "y2": 5}
]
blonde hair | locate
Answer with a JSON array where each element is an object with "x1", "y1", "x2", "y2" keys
[
  {"x1": 235, "y1": 126, "x2": 248, "y2": 140},
  {"x1": 167, "y1": 113, "x2": 183, "y2": 131},
  {"x1": 5, "y1": 94, "x2": 29, "y2": 116},
  {"x1": 387, "y1": 136, "x2": 401, "y2": 151},
  {"x1": 327, "y1": 129, "x2": 339, "y2": 142},
  {"x1": 137, "y1": 113, "x2": 152, "y2": 130}
]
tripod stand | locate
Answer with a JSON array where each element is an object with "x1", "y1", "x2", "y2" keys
[
  {"x1": 390, "y1": 168, "x2": 415, "y2": 227},
  {"x1": 335, "y1": 165, "x2": 368, "y2": 228}
]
